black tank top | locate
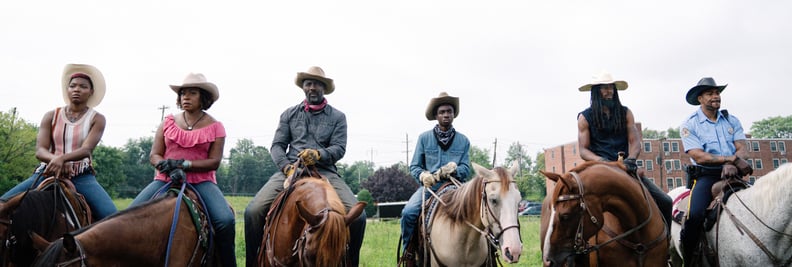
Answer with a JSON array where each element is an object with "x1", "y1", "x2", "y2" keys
[{"x1": 580, "y1": 107, "x2": 629, "y2": 161}]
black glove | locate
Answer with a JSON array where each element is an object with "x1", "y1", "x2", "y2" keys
[
  {"x1": 733, "y1": 156, "x2": 753, "y2": 176},
  {"x1": 721, "y1": 164, "x2": 739, "y2": 179},
  {"x1": 623, "y1": 158, "x2": 638, "y2": 175},
  {"x1": 156, "y1": 159, "x2": 184, "y2": 174},
  {"x1": 168, "y1": 168, "x2": 186, "y2": 183}
]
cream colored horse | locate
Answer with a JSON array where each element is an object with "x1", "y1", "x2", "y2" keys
[{"x1": 425, "y1": 162, "x2": 523, "y2": 266}]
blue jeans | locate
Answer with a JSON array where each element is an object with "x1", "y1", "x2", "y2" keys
[
  {"x1": 1, "y1": 170, "x2": 117, "y2": 220},
  {"x1": 400, "y1": 186, "x2": 430, "y2": 253},
  {"x1": 681, "y1": 174, "x2": 718, "y2": 260},
  {"x1": 131, "y1": 180, "x2": 237, "y2": 267}
]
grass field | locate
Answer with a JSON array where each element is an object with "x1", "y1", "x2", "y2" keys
[{"x1": 114, "y1": 196, "x2": 544, "y2": 266}]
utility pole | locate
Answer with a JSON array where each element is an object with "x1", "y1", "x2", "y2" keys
[
  {"x1": 404, "y1": 133, "x2": 411, "y2": 170},
  {"x1": 157, "y1": 105, "x2": 169, "y2": 121},
  {"x1": 492, "y1": 138, "x2": 498, "y2": 167}
]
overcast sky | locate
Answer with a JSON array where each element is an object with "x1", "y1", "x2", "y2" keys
[{"x1": 2, "y1": 1, "x2": 790, "y2": 168}]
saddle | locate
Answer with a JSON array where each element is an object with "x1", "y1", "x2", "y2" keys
[
  {"x1": 35, "y1": 177, "x2": 93, "y2": 226},
  {"x1": 672, "y1": 178, "x2": 748, "y2": 231}
]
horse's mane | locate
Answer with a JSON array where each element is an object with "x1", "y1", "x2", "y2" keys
[
  {"x1": 303, "y1": 178, "x2": 348, "y2": 267},
  {"x1": 32, "y1": 238, "x2": 65, "y2": 267},
  {"x1": 745, "y1": 163, "x2": 792, "y2": 216},
  {"x1": 439, "y1": 167, "x2": 509, "y2": 224},
  {"x1": 10, "y1": 190, "x2": 62, "y2": 265}
]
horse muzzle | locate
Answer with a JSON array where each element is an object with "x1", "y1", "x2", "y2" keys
[{"x1": 501, "y1": 245, "x2": 522, "y2": 263}]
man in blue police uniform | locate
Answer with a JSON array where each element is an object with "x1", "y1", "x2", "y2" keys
[
  {"x1": 577, "y1": 71, "x2": 673, "y2": 234},
  {"x1": 680, "y1": 77, "x2": 752, "y2": 265},
  {"x1": 399, "y1": 92, "x2": 472, "y2": 259}
]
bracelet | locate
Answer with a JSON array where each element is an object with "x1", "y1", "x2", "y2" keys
[{"x1": 183, "y1": 160, "x2": 192, "y2": 170}]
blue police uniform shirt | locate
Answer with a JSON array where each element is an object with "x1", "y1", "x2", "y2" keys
[{"x1": 680, "y1": 108, "x2": 746, "y2": 166}]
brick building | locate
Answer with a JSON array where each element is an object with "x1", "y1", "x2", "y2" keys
[{"x1": 544, "y1": 129, "x2": 791, "y2": 193}]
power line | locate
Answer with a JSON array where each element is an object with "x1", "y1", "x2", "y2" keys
[{"x1": 157, "y1": 105, "x2": 169, "y2": 121}]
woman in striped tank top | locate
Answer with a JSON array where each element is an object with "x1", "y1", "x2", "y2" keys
[{"x1": 0, "y1": 64, "x2": 117, "y2": 220}]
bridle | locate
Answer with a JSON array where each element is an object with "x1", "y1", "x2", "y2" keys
[
  {"x1": 53, "y1": 237, "x2": 87, "y2": 267},
  {"x1": 553, "y1": 171, "x2": 661, "y2": 264},
  {"x1": 293, "y1": 207, "x2": 345, "y2": 266}
]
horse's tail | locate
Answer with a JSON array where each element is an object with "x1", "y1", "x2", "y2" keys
[{"x1": 314, "y1": 211, "x2": 349, "y2": 266}]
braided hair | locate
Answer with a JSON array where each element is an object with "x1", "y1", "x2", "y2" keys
[{"x1": 589, "y1": 84, "x2": 627, "y2": 133}]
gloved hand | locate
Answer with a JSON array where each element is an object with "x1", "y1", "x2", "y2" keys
[
  {"x1": 721, "y1": 164, "x2": 739, "y2": 179},
  {"x1": 168, "y1": 168, "x2": 186, "y2": 183},
  {"x1": 733, "y1": 156, "x2": 753, "y2": 176},
  {"x1": 420, "y1": 171, "x2": 440, "y2": 187},
  {"x1": 623, "y1": 158, "x2": 638, "y2": 175},
  {"x1": 156, "y1": 159, "x2": 184, "y2": 174},
  {"x1": 282, "y1": 164, "x2": 296, "y2": 177},
  {"x1": 435, "y1": 162, "x2": 457, "y2": 179},
  {"x1": 298, "y1": 149, "x2": 321, "y2": 166}
]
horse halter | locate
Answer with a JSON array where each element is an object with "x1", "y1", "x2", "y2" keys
[
  {"x1": 466, "y1": 177, "x2": 522, "y2": 259},
  {"x1": 54, "y1": 238, "x2": 88, "y2": 267},
  {"x1": 293, "y1": 207, "x2": 344, "y2": 266}
]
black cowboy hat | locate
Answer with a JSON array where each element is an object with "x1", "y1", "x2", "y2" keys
[{"x1": 686, "y1": 77, "x2": 727, "y2": 105}]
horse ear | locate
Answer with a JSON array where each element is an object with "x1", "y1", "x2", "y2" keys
[
  {"x1": 63, "y1": 233, "x2": 77, "y2": 253},
  {"x1": 296, "y1": 201, "x2": 322, "y2": 227},
  {"x1": 29, "y1": 232, "x2": 51, "y2": 253},
  {"x1": 472, "y1": 162, "x2": 491, "y2": 177},
  {"x1": 509, "y1": 162, "x2": 520, "y2": 177},
  {"x1": 540, "y1": 170, "x2": 561, "y2": 182},
  {"x1": 345, "y1": 202, "x2": 366, "y2": 226}
]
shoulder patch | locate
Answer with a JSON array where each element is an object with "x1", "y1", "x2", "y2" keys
[{"x1": 681, "y1": 127, "x2": 690, "y2": 138}]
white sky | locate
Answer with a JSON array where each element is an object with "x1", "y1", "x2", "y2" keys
[{"x1": 2, "y1": 1, "x2": 790, "y2": 168}]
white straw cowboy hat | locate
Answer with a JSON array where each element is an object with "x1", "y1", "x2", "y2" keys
[
  {"x1": 425, "y1": 92, "x2": 459, "y2": 121},
  {"x1": 686, "y1": 77, "x2": 727, "y2": 105},
  {"x1": 170, "y1": 73, "x2": 220, "y2": 102},
  {"x1": 294, "y1": 66, "x2": 335, "y2": 95},
  {"x1": 62, "y1": 64, "x2": 106, "y2": 108},
  {"x1": 578, "y1": 70, "x2": 628, "y2": 92}
]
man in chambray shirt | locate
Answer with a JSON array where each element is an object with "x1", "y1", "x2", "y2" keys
[{"x1": 399, "y1": 92, "x2": 472, "y2": 260}]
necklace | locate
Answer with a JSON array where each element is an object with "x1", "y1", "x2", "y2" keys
[
  {"x1": 183, "y1": 111, "x2": 206, "y2": 131},
  {"x1": 66, "y1": 106, "x2": 87, "y2": 123}
]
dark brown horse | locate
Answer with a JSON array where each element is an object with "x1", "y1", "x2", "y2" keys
[
  {"x1": 0, "y1": 177, "x2": 91, "y2": 267},
  {"x1": 541, "y1": 161, "x2": 668, "y2": 267},
  {"x1": 259, "y1": 176, "x2": 365, "y2": 267},
  {"x1": 32, "y1": 182, "x2": 217, "y2": 267}
]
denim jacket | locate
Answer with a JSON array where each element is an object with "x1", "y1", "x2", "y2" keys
[{"x1": 409, "y1": 129, "x2": 471, "y2": 189}]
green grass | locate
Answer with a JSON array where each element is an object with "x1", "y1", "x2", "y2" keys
[{"x1": 113, "y1": 197, "x2": 545, "y2": 266}]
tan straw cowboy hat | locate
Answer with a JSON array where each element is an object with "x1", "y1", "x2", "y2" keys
[
  {"x1": 62, "y1": 64, "x2": 106, "y2": 107},
  {"x1": 295, "y1": 66, "x2": 335, "y2": 94},
  {"x1": 425, "y1": 92, "x2": 459, "y2": 121},
  {"x1": 578, "y1": 70, "x2": 628, "y2": 91},
  {"x1": 170, "y1": 73, "x2": 220, "y2": 102},
  {"x1": 686, "y1": 77, "x2": 727, "y2": 105}
]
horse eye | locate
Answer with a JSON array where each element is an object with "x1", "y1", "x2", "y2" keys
[
  {"x1": 559, "y1": 214, "x2": 570, "y2": 221},
  {"x1": 490, "y1": 199, "x2": 498, "y2": 205}
]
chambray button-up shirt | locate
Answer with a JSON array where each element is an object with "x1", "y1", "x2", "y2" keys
[
  {"x1": 681, "y1": 108, "x2": 746, "y2": 166},
  {"x1": 409, "y1": 129, "x2": 472, "y2": 190},
  {"x1": 271, "y1": 103, "x2": 347, "y2": 175}
]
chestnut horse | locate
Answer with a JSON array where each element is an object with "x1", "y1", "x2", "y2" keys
[
  {"x1": 0, "y1": 178, "x2": 91, "y2": 267},
  {"x1": 259, "y1": 176, "x2": 365, "y2": 267},
  {"x1": 32, "y1": 182, "x2": 217, "y2": 267},
  {"x1": 412, "y1": 162, "x2": 523, "y2": 266},
  {"x1": 541, "y1": 161, "x2": 668, "y2": 267},
  {"x1": 668, "y1": 163, "x2": 792, "y2": 267}
]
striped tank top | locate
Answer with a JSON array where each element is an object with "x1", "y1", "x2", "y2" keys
[{"x1": 49, "y1": 106, "x2": 97, "y2": 178}]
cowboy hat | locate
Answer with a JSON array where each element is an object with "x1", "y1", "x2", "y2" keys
[
  {"x1": 578, "y1": 70, "x2": 628, "y2": 91},
  {"x1": 294, "y1": 66, "x2": 335, "y2": 94},
  {"x1": 425, "y1": 92, "x2": 459, "y2": 121},
  {"x1": 62, "y1": 64, "x2": 106, "y2": 107},
  {"x1": 170, "y1": 73, "x2": 220, "y2": 102},
  {"x1": 686, "y1": 77, "x2": 727, "y2": 105}
]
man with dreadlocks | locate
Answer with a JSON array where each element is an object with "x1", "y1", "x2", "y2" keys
[{"x1": 577, "y1": 70, "x2": 673, "y2": 235}]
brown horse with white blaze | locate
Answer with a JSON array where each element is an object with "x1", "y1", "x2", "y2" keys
[{"x1": 541, "y1": 161, "x2": 668, "y2": 267}]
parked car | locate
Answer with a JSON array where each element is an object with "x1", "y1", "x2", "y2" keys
[{"x1": 519, "y1": 205, "x2": 541, "y2": 216}]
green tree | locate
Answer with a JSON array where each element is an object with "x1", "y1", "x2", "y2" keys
[
  {"x1": 666, "y1": 127, "x2": 680, "y2": 138},
  {"x1": 337, "y1": 160, "x2": 375, "y2": 193},
  {"x1": 504, "y1": 142, "x2": 532, "y2": 198},
  {"x1": 750, "y1": 115, "x2": 792, "y2": 138},
  {"x1": 92, "y1": 144, "x2": 127, "y2": 198},
  {"x1": 469, "y1": 145, "x2": 492, "y2": 169},
  {"x1": 226, "y1": 139, "x2": 276, "y2": 195},
  {"x1": 356, "y1": 189, "x2": 377, "y2": 216},
  {"x1": 642, "y1": 128, "x2": 665, "y2": 139},
  {"x1": 0, "y1": 108, "x2": 39, "y2": 192},
  {"x1": 119, "y1": 137, "x2": 155, "y2": 198}
]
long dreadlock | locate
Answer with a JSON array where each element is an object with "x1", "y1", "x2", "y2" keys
[{"x1": 589, "y1": 84, "x2": 627, "y2": 133}]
